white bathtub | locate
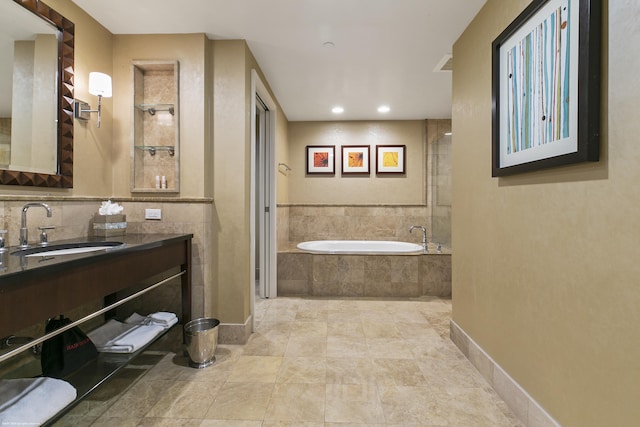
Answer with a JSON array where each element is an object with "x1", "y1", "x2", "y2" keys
[{"x1": 296, "y1": 240, "x2": 424, "y2": 255}]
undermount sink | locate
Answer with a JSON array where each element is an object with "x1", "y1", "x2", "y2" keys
[{"x1": 11, "y1": 241, "x2": 125, "y2": 257}]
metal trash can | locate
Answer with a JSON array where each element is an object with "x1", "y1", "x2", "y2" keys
[{"x1": 184, "y1": 318, "x2": 219, "y2": 368}]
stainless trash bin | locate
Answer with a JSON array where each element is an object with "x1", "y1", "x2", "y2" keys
[{"x1": 184, "y1": 318, "x2": 219, "y2": 368}]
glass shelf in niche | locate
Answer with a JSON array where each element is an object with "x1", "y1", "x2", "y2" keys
[
  {"x1": 135, "y1": 103, "x2": 175, "y2": 115},
  {"x1": 134, "y1": 145, "x2": 175, "y2": 156}
]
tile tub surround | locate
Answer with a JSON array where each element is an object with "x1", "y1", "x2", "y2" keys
[
  {"x1": 278, "y1": 248, "x2": 451, "y2": 298},
  {"x1": 450, "y1": 320, "x2": 561, "y2": 427},
  {"x1": 283, "y1": 204, "x2": 435, "y2": 245},
  {"x1": 56, "y1": 297, "x2": 523, "y2": 426}
]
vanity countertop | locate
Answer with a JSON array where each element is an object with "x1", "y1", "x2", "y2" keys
[
  {"x1": 0, "y1": 233, "x2": 193, "y2": 338},
  {"x1": 0, "y1": 233, "x2": 193, "y2": 283}
]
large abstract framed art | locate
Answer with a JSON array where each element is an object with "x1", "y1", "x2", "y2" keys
[{"x1": 491, "y1": 0, "x2": 601, "y2": 176}]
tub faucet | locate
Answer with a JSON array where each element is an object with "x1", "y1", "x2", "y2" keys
[
  {"x1": 19, "y1": 203, "x2": 52, "y2": 248},
  {"x1": 409, "y1": 225, "x2": 428, "y2": 253}
]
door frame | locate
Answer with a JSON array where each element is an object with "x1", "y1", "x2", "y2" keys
[{"x1": 249, "y1": 70, "x2": 278, "y2": 330}]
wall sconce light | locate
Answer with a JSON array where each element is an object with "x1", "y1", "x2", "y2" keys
[{"x1": 74, "y1": 72, "x2": 112, "y2": 128}]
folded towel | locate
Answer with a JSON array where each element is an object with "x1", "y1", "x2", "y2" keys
[
  {"x1": 88, "y1": 319, "x2": 137, "y2": 349},
  {"x1": 87, "y1": 312, "x2": 178, "y2": 354},
  {"x1": 149, "y1": 312, "x2": 179, "y2": 327},
  {"x1": 99, "y1": 324, "x2": 165, "y2": 353},
  {"x1": 0, "y1": 377, "x2": 76, "y2": 425},
  {"x1": 123, "y1": 312, "x2": 146, "y2": 325},
  {"x1": 125, "y1": 312, "x2": 178, "y2": 328}
]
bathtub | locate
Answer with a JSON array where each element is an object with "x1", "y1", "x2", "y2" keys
[
  {"x1": 280, "y1": 240, "x2": 451, "y2": 297},
  {"x1": 296, "y1": 240, "x2": 424, "y2": 255}
]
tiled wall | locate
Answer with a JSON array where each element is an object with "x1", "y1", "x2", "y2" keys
[
  {"x1": 279, "y1": 205, "x2": 434, "y2": 247},
  {"x1": 276, "y1": 204, "x2": 451, "y2": 298},
  {"x1": 278, "y1": 251, "x2": 451, "y2": 298},
  {"x1": 133, "y1": 66, "x2": 179, "y2": 191}
]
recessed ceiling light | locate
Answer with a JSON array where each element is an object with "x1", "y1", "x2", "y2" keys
[
  {"x1": 444, "y1": 132, "x2": 452, "y2": 136},
  {"x1": 377, "y1": 105, "x2": 390, "y2": 113},
  {"x1": 332, "y1": 106, "x2": 344, "y2": 114}
]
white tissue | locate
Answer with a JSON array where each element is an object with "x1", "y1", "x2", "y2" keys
[{"x1": 98, "y1": 200, "x2": 124, "y2": 215}]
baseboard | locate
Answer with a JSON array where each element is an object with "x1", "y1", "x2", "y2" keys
[
  {"x1": 218, "y1": 315, "x2": 252, "y2": 345},
  {"x1": 450, "y1": 320, "x2": 561, "y2": 427}
]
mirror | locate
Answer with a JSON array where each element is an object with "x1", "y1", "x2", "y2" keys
[{"x1": 0, "y1": 0, "x2": 74, "y2": 188}]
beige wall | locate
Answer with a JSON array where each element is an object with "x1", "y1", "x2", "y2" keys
[
  {"x1": 211, "y1": 39, "x2": 250, "y2": 326},
  {"x1": 288, "y1": 121, "x2": 425, "y2": 205},
  {"x1": 453, "y1": 1, "x2": 640, "y2": 426},
  {"x1": 211, "y1": 40, "x2": 288, "y2": 331},
  {"x1": 112, "y1": 34, "x2": 207, "y2": 198},
  {"x1": 276, "y1": 108, "x2": 290, "y2": 204}
]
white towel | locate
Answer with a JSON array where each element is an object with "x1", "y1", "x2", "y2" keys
[
  {"x1": 0, "y1": 377, "x2": 76, "y2": 425},
  {"x1": 149, "y1": 311, "x2": 178, "y2": 328},
  {"x1": 123, "y1": 312, "x2": 146, "y2": 324},
  {"x1": 98, "y1": 324, "x2": 165, "y2": 353},
  {"x1": 88, "y1": 319, "x2": 137, "y2": 349},
  {"x1": 125, "y1": 311, "x2": 178, "y2": 328},
  {"x1": 88, "y1": 312, "x2": 178, "y2": 354}
]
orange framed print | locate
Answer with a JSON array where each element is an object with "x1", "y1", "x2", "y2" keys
[
  {"x1": 306, "y1": 145, "x2": 335, "y2": 175},
  {"x1": 376, "y1": 145, "x2": 406, "y2": 174},
  {"x1": 341, "y1": 145, "x2": 370, "y2": 175}
]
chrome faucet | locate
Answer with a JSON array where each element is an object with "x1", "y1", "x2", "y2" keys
[
  {"x1": 19, "y1": 203, "x2": 52, "y2": 248},
  {"x1": 409, "y1": 225, "x2": 428, "y2": 253}
]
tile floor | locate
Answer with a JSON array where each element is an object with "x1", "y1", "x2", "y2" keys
[{"x1": 56, "y1": 297, "x2": 524, "y2": 426}]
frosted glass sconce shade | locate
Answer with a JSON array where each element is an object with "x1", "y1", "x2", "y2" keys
[
  {"x1": 75, "y1": 72, "x2": 112, "y2": 128},
  {"x1": 88, "y1": 72, "x2": 112, "y2": 98}
]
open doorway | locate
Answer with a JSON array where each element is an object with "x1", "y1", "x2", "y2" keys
[
  {"x1": 254, "y1": 94, "x2": 269, "y2": 298},
  {"x1": 250, "y1": 70, "x2": 277, "y2": 330}
]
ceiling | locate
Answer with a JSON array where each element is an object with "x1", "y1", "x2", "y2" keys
[{"x1": 71, "y1": 0, "x2": 486, "y2": 121}]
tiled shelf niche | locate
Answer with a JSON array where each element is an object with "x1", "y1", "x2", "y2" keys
[{"x1": 131, "y1": 60, "x2": 180, "y2": 193}]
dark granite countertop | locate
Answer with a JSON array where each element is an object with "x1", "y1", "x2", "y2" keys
[{"x1": 0, "y1": 234, "x2": 193, "y2": 282}]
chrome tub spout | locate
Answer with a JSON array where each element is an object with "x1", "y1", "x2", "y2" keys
[{"x1": 409, "y1": 225, "x2": 428, "y2": 253}]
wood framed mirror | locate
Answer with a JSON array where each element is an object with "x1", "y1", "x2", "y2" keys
[{"x1": 0, "y1": 0, "x2": 74, "y2": 188}]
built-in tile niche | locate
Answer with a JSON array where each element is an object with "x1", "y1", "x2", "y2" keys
[{"x1": 131, "y1": 60, "x2": 179, "y2": 192}]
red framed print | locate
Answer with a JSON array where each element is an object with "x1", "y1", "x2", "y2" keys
[{"x1": 306, "y1": 145, "x2": 335, "y2": 175}]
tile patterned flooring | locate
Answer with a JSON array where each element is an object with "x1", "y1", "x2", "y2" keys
[{"x1": 56, "y1": 297, "x2": 524, "y2": 426}]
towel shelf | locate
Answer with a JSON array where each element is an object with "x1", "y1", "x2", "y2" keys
[
  {"x1": 0, "y1": 271, "x2": 184, "y2": 364},
  {"x1": 43, "y1": 323, "x2": 178, "y2": 426},
  {"x1": 0, "y1": 234, "x2": 193, "y2": 426}
]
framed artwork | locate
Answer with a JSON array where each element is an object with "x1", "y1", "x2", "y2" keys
[
  {"x1": 376, "y1": 145, "x2": 406, "y2": 174},
  {"x1": 306, "y1": 145, "x2": 335, "y2": 175},
  {"x1": 341, "y1": 145, "x2": 370, "y2": 175},
  {"x1": 491, "y1": 0, "x2": 601, "y2": 176}
]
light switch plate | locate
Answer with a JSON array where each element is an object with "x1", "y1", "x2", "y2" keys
[{"x1": 145, "y1": 208, "x2": 162, "y2": 220}]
